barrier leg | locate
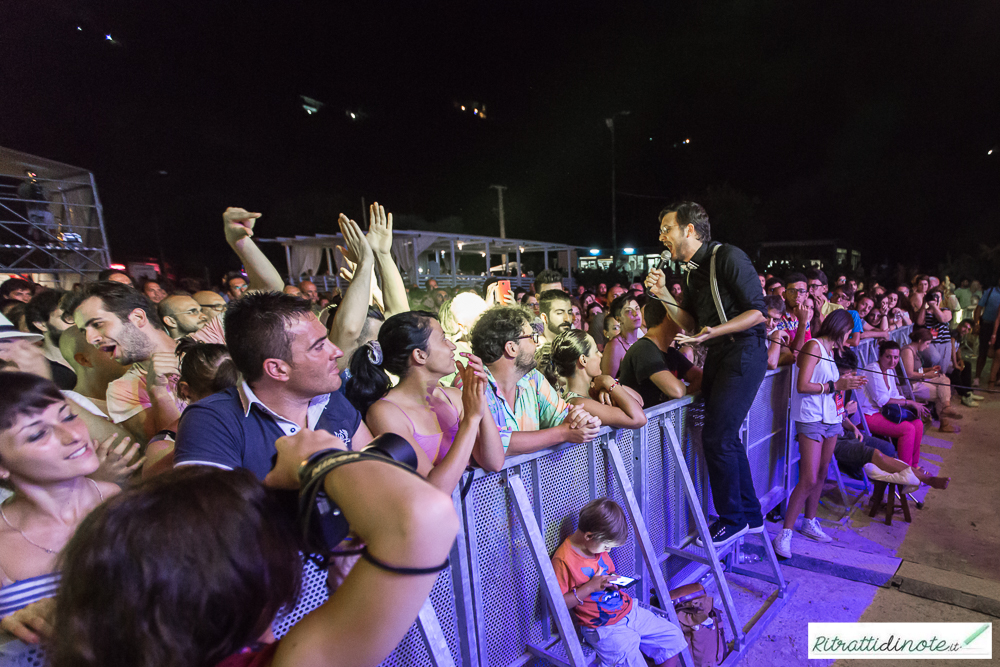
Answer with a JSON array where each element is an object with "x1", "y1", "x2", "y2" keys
[
  {"x1": 661, "y1": 418, "x2": 796, "y2": 665},
  {"x1": 602, "y1": 438, "x2": 696, "y2": 667},
  {"x1": 659, "y1": 421, "x2": 747, "y2": 651},
  {"x1": 451, "y1": 481, "x2": 480, "y2": 666},
  {"x1": 506, "y1": 473, "x2": 590, "y2": 667},
  {"x1": 416, "y1": 596, "x2": 458, "y2": 667}
]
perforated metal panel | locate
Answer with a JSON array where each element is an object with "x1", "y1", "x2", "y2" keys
[
  {"x1": 272, "y1": 557, "x2": 330, "y2": 639},
  {"x1": 598, "y1": 434, "x2": 640, "y2": 582},
  {"x1": 379, "y1": 567, "x2": 461, "y2": 666},
  {"x1": 538, "y1": 444, "x2": 596, "y2": 554},
  {"x1": 0, "y1": 641, "x2": 47, "y2": 666},
  {"x1": 645, "y1": 413, "x2": 668, "y2": 558},
  {"x1": 746, "y1": 371, "x2": 789, "y2": 505},
  {"x1": 468, "y1": 468, "x2": 549, "y2": 667},
  {"x1": 398, "y1": 361, "x2": 804, "y2": 667}
]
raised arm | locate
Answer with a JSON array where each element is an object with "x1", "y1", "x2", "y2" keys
[
  {"x1": 328, "y1": 214, "x2": 375, "y2": 370},
  {"x1": 789, "y1": 307, "x2": 809, "y2": 354},
  {"x1": 222, "y1": 208, "x2": 285, "y2": 293},
  {"x1": 366, "y1": 202, "x2": 409, "y2": 317},
  {"x1": 265, "y1": 430, "x2": 458, "y2": 667},
  {"x1": 767, "y1": 330, "x2": 787, "y2": 369},
  {"x1": 927, "y1": 298, "x2": 952, "y2": 323}
]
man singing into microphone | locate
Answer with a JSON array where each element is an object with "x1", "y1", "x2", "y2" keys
[{"x1": 645, "y1": 202, "x2": 768, "y2": 546}]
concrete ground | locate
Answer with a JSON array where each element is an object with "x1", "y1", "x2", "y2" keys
[{"x1": 716, "y1": 371, "x2": 1000, "y2": 666}]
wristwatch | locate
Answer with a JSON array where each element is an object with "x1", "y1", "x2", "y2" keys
[{"x1": 827, "y1": 381, "x2": 836, "y2": 394}]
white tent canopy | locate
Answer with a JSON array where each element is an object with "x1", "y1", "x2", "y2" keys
[{"x1": 260, "y1": 228, "x2": 588, "y2": 290}]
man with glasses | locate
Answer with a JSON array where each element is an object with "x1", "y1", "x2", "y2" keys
[
  {"x1": 805, "y1": 269, "x2": 842, "y2": 324},
  {"x1": 644, "y1": 201, "x2": 769, "y2": 547},
  {"x1": 158, "y1": 294, "x2": 210, "y2": 339},
  {"x1": 777, "y1": 272, "x2": 811, "y2": 358},
  {"x1": 471, "y1": 305, "x2": 602, "y2": 456},
  {"x1": 194, "y1": 290, "x2": 228, "y2": 320},
  {"x1": 223, "y1": 272, "x2": 249, "y2": 301}
]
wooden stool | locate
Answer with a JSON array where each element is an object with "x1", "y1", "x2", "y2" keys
[{"x1": 868, "y1": 480, "x2": 911, "y2": 525}]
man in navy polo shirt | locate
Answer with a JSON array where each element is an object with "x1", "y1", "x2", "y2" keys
[{"x1": 175, "y1": 292, "x2": 373, "y2": 479}]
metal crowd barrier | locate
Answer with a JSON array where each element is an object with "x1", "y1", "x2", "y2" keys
[
  {"x1": 379, "y1": 360, "x2": 806, "y2": 666},
  {"x1": 379, "y1": 326, "x2": 915, "y2": 666}
]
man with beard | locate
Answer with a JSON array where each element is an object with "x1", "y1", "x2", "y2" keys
[
  {"x1": 70, "y1": 281, "x2": 185, "y2": 443},
  {"x1": 645, "y1": 202, "x2": 769, "y2": 547},
  {"x1": 537, "y1": 289, "x2": 574, "y2": 363},
  {"x1": 471, "y1": 305, "x2": 601, "y2": 456},
  {"x1": 158, "y1": 294, "x2": 210, "y2": 339},
  {"x1": 25, "y1": 289, "x2": 77, "y2": 389}
]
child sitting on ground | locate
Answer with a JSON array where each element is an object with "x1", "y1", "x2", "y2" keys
[{"x1": 551, "y1": 498, "x2": 686, "y2": 667}]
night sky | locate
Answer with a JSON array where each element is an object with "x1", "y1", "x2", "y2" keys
[{"x1": 3, "y1": 1, "x2": 998, "y2": 280}]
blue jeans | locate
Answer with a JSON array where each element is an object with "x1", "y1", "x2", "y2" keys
[{"x1": 700, "y1": 335, "x2": 768, "y2": 527}]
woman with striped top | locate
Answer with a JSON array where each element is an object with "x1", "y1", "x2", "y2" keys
[
  {"x1": 0, "y1": 373, "x2": 122, "y2": 647},
  {"x1": 915, "y1": 289, "x2": 954, "y2": 375}
]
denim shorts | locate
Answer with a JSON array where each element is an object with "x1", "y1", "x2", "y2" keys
[{"x1": 795, "y1": 420, "x2": 844, "y2": 441}]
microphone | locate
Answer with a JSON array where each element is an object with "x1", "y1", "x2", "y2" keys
[{"x1": 657, "y1": 250, "x2": 671, "y2": 270}]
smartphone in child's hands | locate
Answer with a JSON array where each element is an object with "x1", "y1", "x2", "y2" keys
[{"x1": 609, "y1": 575, "x2": 635, "y2": 587}]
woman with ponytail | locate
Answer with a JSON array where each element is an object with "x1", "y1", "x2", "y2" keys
[
  {"x1": 346, "y1": 311, "x2": 505, "y2": 492},
  {"x1": 546, "y1": 330, "x2": 647, "y2": 429}
]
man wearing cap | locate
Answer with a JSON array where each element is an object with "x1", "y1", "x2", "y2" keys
[{"x1": 0, "y1": 312, "x2": 48, "y2": 376}]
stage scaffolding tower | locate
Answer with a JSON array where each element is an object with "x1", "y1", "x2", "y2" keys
[{"x1": 0, "y1": 146, "x2": 112, "y2": 288}]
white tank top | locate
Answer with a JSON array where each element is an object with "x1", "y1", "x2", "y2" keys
[{"x1": 794, "y1": 340, "x2": 840, "y2": 424}]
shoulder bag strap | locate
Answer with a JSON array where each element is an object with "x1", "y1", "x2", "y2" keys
[{"x1": 709, "y1": 244, "x2": 728, "y2": 324}]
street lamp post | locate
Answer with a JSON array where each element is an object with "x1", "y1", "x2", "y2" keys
[{"x1": 605, "y1": 111, "x2": 630, "y2": 266}]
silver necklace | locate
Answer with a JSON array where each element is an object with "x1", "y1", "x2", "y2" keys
[{"x1": 0, "y1": 478, "x2": 105, "y2": 554}]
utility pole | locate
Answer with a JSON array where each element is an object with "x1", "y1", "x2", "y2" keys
[
  {"x1": 605, "y1": 111, "x2": 629, "y2": 267},
  {"x1": 490, "y1": 184, "x2": 508, "y2": 272}
]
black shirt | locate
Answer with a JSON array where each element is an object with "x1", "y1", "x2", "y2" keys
[
  {"x1": 678, "y1": 242, "x2": 767, "y2": 345},
  {"x1": 618, "y1": 338, "x2": 695, "y2": 407},
  {"x1": 49, "y1": 360, "x2": 77, "y2": 391}
]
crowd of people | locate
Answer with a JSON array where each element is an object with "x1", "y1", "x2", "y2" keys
[
  {"x1": 762, "y1": 268, "x2": 990, "y2": 559},
  {"x1": 0, "y1": 199, "x2": 996, "y2": 667}
]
